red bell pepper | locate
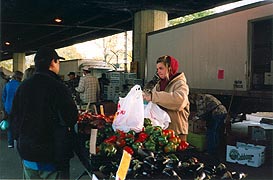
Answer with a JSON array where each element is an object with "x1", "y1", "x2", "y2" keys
[
  {"x1": 104, "y1": 135, "x2": 117, "y2": 143},
  {"x1": 124, "y1": 146, "x2": 134, "y2": 155},
  {"x1": 177, "y1": 141, "x2": 189, "y2": 151}
]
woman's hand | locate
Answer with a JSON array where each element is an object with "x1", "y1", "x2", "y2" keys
[{"x1": 142, "y1": 90, "x2": 152, "y2": 102}]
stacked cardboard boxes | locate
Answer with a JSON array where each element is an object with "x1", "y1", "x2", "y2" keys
[{"x1": 104, "y1": 72, "x2": 142, "y2": 102}]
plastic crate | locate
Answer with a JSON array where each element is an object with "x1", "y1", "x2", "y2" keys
[{"x1": 187, "y1": 132, "x2": 207, "y2": 152}]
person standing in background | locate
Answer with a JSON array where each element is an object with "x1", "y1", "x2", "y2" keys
[
  {"x1": 75, "y1": 67, "x2": 100, "y2": 105},
  {"x1": 98, "y1": 73, "x2": 110, "y2": 101},
  {"x1": 189, "y1": 93, "x2": 227, "y2": 157},
  {"x1": 10, "y1": 47, "x2": 78, "y2": 179},
  {"x1": 22, "y1": 67, "x2": 35, "y2": 81},
  {"x1": 143, "y1": 55, "x2": 190, "y2": 142},
  {"x1": 2, "y1": 70, "x2": 23, "y2": 148},
  {"x1": 0, "y1": 71, "x2": 8, "y2": 120},
  {"x1": 66, "y1": 72, "x2": 80, "y2": 104}
]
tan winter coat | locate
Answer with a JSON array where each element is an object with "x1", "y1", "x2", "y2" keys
[{"x1": 152, "y1": 72, "x2": 190, "y2": 135}]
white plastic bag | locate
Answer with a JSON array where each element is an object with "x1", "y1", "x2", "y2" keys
[
  {"x1": 144, "y1": 102, "x2": 171, "y2": 129},
  {"x1": 112, "y1": 85, "x2": 144, "y2": 133}
]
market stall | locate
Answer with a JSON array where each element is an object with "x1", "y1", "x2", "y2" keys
[{"x1": 75, "y1": 108, "x2": 247, "y2": 180}]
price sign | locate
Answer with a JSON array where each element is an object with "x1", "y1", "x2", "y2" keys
[{"x1": 116, "y1": 150, "x2": 131, "y2": 180}]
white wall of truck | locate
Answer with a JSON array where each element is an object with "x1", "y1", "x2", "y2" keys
[{"x1": 147, "y1": 2, "x2": 273, "y2": 96}]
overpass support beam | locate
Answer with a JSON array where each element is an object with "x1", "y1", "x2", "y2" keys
[
  {"x1": 133, "y1": 10, "x2": 168, "y2": 79},
  {"x1": 13, "y1": 53, "x2": 26, "y2": 72}
]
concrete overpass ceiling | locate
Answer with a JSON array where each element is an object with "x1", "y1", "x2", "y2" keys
[{"x1": 1, "y1": 0, "x2": 238, "y2": 60}]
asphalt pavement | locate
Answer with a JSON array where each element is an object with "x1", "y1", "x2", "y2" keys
[{"x1": 0, "y1": 131, "x2": 90, "y2": 180}]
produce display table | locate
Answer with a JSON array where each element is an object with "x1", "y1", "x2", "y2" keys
[{"x1": 75, "y1": 114, "x2": 247, "y2": 180}]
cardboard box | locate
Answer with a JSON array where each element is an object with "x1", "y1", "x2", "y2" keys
[
  {"x1": 188, "y1": 132, "x2": 207, "y2": 152},
  {"x1": 248, "y1": 126, "x2": 273, "y2": 141},
  {"x1": 226, "y1": 142, "x2": 265, "y2": 167},
  {"x1": 264, "y1": 72, "x2": 273, "y2": 85}
]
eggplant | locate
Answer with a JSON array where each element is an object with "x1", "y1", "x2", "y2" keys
[
  {"x1": 221, "y1": 171, "x2": 232, "y2": 179},
  {"x1": 194, "y1": 171, "x2": 207, "y2": 180},
  {"x1": 162, "y1": 168, "x2": 182, "y2": 180},
  {"x1": 203, "y1": 165, "x2": 216, "y2": 176},
  {"x1": 215, "y1": 163, "x2": 227, "y2": 177},
  {"x1": 231, "y1": 172, "x2": 247, "y2": 180}
]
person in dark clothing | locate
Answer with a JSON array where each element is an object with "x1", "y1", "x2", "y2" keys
[
  {"x1": 2, "y1": 70, "x2": 23, "y2": 148},
  {"x1": 98, "y1": 73, "x2": 109, "y2": 101},
  {"x1": 66, "y1": 72, "x2": 80, "y2": 103},
  {"x1": 189, "y1": 93, "x2": 227, "y2": 157},
  {"x1": 10, "y1": 47, "x2": 78, "y2": 179}
]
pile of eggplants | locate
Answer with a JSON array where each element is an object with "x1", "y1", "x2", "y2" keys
[
  {"x1": 82, "y1": 118, "x2": 247, "y2": 180},
  {"x1": 90, "y1": 148, "x2": 247, "y2": 180}
]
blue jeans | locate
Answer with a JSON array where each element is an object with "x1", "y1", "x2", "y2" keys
[
  {"x1": 7, "y1": 125, "x2": 14, "y2": 146},
  {"x1": 23, "y1": 164, "x2": 69, "y2": 180},
  {"x1": 206, "y1": 113, "x2": 226, "y2": 155}
]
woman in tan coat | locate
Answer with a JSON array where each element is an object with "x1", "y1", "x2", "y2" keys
[{"x1": 143, "y1": 55, "x2": 190, "y2": 141}]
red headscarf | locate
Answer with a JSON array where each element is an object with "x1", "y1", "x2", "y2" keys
[{"x1": 159, "y1": 56, "x2": 179, "y2": 91}]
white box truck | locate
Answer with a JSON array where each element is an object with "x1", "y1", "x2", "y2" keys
[{"x1": 146, "y1": 1, "x2": 273, "y2": 113}]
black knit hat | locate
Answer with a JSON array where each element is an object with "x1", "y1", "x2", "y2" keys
[
  {"x1": 34, "y1": 47, "x2": 64, "y2": 64},
  {"x1": 67, "y1": 72, "x2": 75, "y2": 76}
]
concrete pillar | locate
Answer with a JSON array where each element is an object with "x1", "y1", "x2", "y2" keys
[
  {"x1": 133, "y1": 10, "x2": 168, "y2": 79},
  {"x1": 13, "y1": 53, "x2": 26, "y2": 72}
]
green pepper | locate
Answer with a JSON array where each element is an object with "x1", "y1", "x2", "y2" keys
[
  {"x1": 104, "y1": 124, "x2": 115, "y2": 136},
  {"x1": 132, "y1": 142, "x2": 143, "y2": 151},
  {"x1": 144, "y1": 125, "x2": 154, "y2": 135},
  {"x1": 85, "y1": 140, "x2": 90, "y2": 148},
  {"x1": 144, "y1": 118, "x2": 152, "y2": 127},
  {"x1": 125, "y1": 134, "x2": 135, "y2": 145},
  {"x1": 127, "y1": 130, "x2": 136, "y2": 137},
  {"x1": 157, "y1": 136, "x2": 168, "y2": 146},
  {"x1": 167, "y1": 154, "x2": 179, "y2": 162},
  {"x1": 144, "y1": 139, "x2": 156, "y2": 152},
  {"x1": 100, "y1": 142, "x2": 117, "y2": 157},
  {"x1": 152, "y1": 126, "x2": 162, "y2": 137}
]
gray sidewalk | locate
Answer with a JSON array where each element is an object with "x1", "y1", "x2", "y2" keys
[{"x1": 0, "y1": 132, "x2": 90, "y2": 180}]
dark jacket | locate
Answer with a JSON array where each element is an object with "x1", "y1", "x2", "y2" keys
[{"x1": 10, "y1": 70, "x2": 78, "y2": 166}]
